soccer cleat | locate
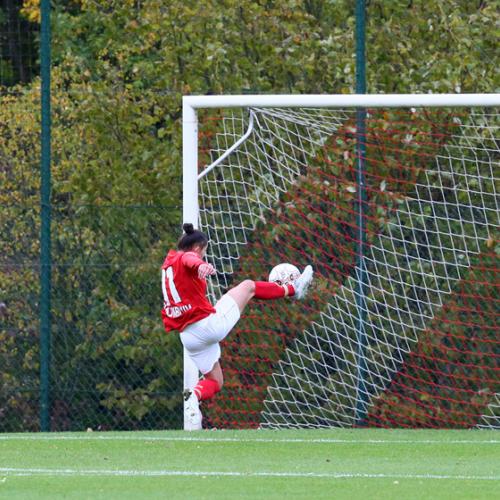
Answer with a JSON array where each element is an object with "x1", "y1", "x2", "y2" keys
[
  {"x1": 183, "y1": 389, "x2": 202, "y2": 431},
  {"x1": 293, "y1": 265, "x2": 313, "y2": 300}
]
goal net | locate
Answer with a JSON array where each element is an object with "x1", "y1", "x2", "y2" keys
[{"x1": 182, "y1": 94, "x2": 500, "y2": 429}]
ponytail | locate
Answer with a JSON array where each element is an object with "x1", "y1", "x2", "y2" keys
[{"x1": 177, "y1": 223, "x2": 208, "y2": 251}]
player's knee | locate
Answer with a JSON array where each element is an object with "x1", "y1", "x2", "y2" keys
[{"x1": 240, "y1": 279, "x2": 256, "y2": 295}]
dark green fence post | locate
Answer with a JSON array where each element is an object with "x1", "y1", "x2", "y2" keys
[
  {"x1": 354, "y1": 0, "x2": 369, "y2": 426},
  {"x1": 40, "y1": 0, "x2": 52, "y2": 432}
]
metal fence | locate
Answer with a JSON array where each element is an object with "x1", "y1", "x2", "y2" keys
[{"x1": 1, "y1": 1, "x2": 183, "y2": 432}]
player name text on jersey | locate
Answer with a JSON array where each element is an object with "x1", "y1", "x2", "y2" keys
[{"x1": 164, "y1": 303, "x2": 193, "y2": 318}]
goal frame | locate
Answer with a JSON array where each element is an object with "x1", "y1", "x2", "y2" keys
[{"x1": 181, "y1": 93, "x2": 500, "y2": 430}]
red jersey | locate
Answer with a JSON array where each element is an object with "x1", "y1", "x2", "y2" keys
[{"x1": 160, "y1": 250, "x2": 216, "y2": 332}]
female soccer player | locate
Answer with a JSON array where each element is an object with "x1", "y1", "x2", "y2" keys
[{"x1": 161, "y1": 223, "x2": 313, "y2": 429}]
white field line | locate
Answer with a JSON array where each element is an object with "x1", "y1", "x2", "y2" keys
[
  {"x1": 0, "y1": 435, "x2": 498, "y2": 445},
  {"x1": 0, "y1": 467, "x2": 499, "y2": 481}
]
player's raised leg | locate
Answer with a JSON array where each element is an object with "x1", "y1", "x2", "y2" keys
[{"x1": 226, "y1": 265, "x2": 314, "y2": 313}]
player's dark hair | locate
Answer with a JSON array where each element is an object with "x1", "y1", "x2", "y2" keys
[{"x1": 177, "y1": 223, "x2": 208, "y2": 251}]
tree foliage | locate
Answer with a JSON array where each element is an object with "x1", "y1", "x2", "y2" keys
[{"x1": 0, "y1": 0, "x2": 39, "y2": 85}]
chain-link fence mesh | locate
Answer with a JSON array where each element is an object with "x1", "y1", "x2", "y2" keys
[
  {"x1": 1, "y1": 2, "x2": 183, "y2": 432},
  {"x1": 0, "y1": 0, "x2": 38, "y2": 85},
  {"x1": 1, "y1": 0, "x2": 42, "y2": 432},
  {"x1": 47, "y1": 205, "x2": 182, "y2": 431}
]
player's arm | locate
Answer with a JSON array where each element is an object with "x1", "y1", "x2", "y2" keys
[{"x1": 182, "y1": 252, "x2": 216, "y2": 279}]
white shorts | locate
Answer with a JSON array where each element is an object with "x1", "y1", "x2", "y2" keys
[{"x1": 180, "y1": 294, "x2": 240, "y2": 374}]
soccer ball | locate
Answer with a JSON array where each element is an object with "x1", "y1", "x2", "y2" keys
[{"x1": 268, "y1": 263, "x2": 300, "y2": 286}]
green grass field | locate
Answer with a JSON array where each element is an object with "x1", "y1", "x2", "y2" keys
[{"x1": 1, "y1": 428, "x2": 498, "y2": 499}]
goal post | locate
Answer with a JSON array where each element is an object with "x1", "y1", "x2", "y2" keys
[
  {"x1": 181, "y1": 102, "x2": 201, "y2": 397},
  {"x1": 182, "y1": 93, "x2": 500, "y2": 430}
]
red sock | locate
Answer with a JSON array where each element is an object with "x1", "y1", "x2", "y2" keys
[
  {"x1": 193, "y1": 378, "x2": 221, "y2": 401},
  {"x1": 254, "y1": 281, "x2": 294, "y2": 299}
]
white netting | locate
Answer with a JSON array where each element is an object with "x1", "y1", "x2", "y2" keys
[
  {"x1": 199, "y1": 108, "x2": 352, "y2": 296},
  {"x1": 195, "y1": 104, "x2": 499, "y2": 429}
]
